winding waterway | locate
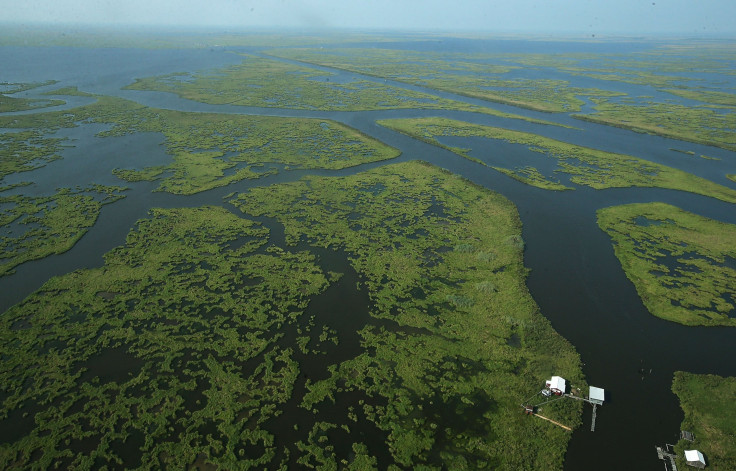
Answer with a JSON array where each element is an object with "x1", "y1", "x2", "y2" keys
[{"x1": 1, "y1": 39, "x2": 735, "y2": 469}]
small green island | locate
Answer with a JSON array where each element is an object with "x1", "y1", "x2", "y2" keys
[
  {"x1": 597, "y1": 202, "x2": 736, "y2": 326},
  {"x1": 672, "y1": 372, "x2": 736, "y2": 469}
]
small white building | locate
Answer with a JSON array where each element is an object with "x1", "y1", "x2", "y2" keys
[
  {"x1": 546, "y1": 376, "x2": 566, "y2": 395},
  {"x1": 589, "y1": 386, "x2": 605, "y2": 405},
  {"x1": 685, "y1": 449, "x2": 706, "y2": 469}
]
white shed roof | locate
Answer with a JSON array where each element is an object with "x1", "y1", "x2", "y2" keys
[
  {"x1": 547, "y1": 376, "x2": 566, "y2": 391},
  {"x1": 589, "y1": 386, "x2": 605, "y2": 403},
  {"x1": 685, "y1": 449, "x2": 705, "y2": 464}
]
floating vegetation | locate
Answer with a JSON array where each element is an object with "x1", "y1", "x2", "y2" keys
[
  {"x1": 377, "y1": 117, "x2": 736, "y2": 203},
  {"x1": 597, "y1": 202, "x2": 736, "y2": 326},
  {"x1": 672, "y1": 372, "x2": 736, "y2": 469},
  {"x1": 0, "y1": 96, "x2": 400, "y2": 194},
  {"x1": 231, "y1": 161, "x2": 585, "y2": 468},
  {"x1": 0, "y1": 185, "x2": 126, "y2": 276}
]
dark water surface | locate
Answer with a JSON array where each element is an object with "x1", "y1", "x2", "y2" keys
[{"x1": 2, "y1": 40, "x2": 735, "y2": 470}]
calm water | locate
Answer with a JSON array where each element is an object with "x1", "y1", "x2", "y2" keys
[{"x1": 1, "y1": 39, "x2": 735, "y2": 470}]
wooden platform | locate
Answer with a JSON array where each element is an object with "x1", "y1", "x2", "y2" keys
[{"x1": 656, "y1": 444, "x2": 678, "y2": 471}]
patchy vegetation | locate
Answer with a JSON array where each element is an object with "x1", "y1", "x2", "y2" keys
[
  {"x1": 0, "y1": 206, "x2": 330, "y2": 469},
  {"x1": 0, "y1": 96, "x2": 400, "y2": 195},
  {"x1": 0, "y1": 185, "x2": 126, "y2": 276},
  {"x1": 232, "y1": 161, "x2": 586, "y2": 469},
  {"x1": 269, "y1": 48, "x2": 624, "y2": 113},
  {"x1": 0, "y1": 80, "x2": 63, "y2": 112},
  {"x1": 378, "y1": 117, "x2": 736, "y2": 202},
  {"x1": 124, "y1": 53, "x2": 561, "y2": 123},
  {"x1": 597, "y1": 203, "x2": 736, "y2": 326},
  {"x1": 672, "y1": 372, "x2": 736, "y2": 470},
  {"x1": 574, "y1": 98, "x2": 736, "y2": 152},
  {"x1": 0, "y1": 163, "x2": 585, "y2": 469}
]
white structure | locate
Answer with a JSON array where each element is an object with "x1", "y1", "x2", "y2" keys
[
  {"x1": 685, "y1": 449, "x2": 706, "y2": 469},
  {"x1": 546, "y1": 376, "x2": 566, "y2": 395},
  {"x1": 589, "y1": 386, "x2": 605, "y2": 405}
]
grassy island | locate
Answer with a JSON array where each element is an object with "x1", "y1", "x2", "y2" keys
[
  {"x1": 1, "y1": 162, "x2": 584, "y2": 469},
  {"x1": 0, "y1": 185, "x2": 126, "y2": 277},
  {"x1": 268, "y1": 48, "x2": 625, "y2": 113},
  {"x1": 377, "y1": 117, "x2": 736, "y2": 202},
  {"x1": 0, "y1": 81, "x2": 63, "y2": 112},
  {"x1": 573, "y1": 98, "x2": 736, "y2": 152},
  {"x1": 0, "y1": 96, "x2": 400, "y2": 195},
  {"x1": 597, "y1": 203, "x2": 736, "y2": 326},
  {"x1": 124, "y1": 54, "x2": 563, "y2": 125},
  {"x1": 672, "y1": 372, "x2": 736, "y2": 470}
]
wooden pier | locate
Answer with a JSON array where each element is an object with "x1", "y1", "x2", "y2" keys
[
  {"x1": 563, "y1": 393, "x2": 601, "y2": 431},
  {"x1": 590, "y1": 404, "x2": 598, "y2": 432},
  {"x1": 656, "y1": 444, "x2": 678, "y2": 471},
  {"x1": 522, "y1": 381, "x2": 606, "y2": 433}
]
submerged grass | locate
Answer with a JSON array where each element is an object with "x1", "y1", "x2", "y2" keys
[{"x1": 597, "y1": 202, "x2": 736, "y2": 327}]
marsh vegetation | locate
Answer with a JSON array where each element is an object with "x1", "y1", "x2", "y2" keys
[
  {"x1": 597, "y1": 203, "x2": 736, "y2": 326},
  {"x1": 0, "y1": 163, "x2": 584, "y2": 469}
]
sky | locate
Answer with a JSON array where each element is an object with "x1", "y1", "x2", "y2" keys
[{"x1": 2, "y1": 0, "x2": 735, "y2": 35}]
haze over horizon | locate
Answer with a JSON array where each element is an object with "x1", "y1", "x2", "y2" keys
[{"x1": 2, "y1": 0, "x2": 735, "y2": 36}]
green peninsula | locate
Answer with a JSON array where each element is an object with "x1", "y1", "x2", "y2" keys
[
  {"x1": 597, "y1": 203, "x2": 736, "y2": 326},
  {"x1": 0, "y1": 96, "x2": 400, "y2": 195},
  {"x1": 672, "y1": 372, "x2": 736, "y2": 469},
  {"x1": 0, "y1": 81, "x2": 63, "y2": 112},
  {"x1": 574, "y1": 98, "x2": 736, "y2": 152},
  {"x1": 377, "y1": 117, "x2": 736, "y2": 202},
  {"x1": 232, "y1": 161, "x2": 585, "y2": 469},
  {"x1": 0, "y1": 185, "x2": 126, "y2": 277},
  {"x1": 1, "y1": 162, "x2": 584, "y2": 469}
]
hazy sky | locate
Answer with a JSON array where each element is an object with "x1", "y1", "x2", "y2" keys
[{"x1": 3, "y1": 0, "x2": 735, "y2": 35}]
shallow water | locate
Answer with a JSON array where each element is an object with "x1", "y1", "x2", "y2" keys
[{"x1": 1, "y1": 39, "x2": 735, "y2": 470}]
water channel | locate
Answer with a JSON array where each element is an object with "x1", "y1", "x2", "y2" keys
[{"x1": 1, "y1": 40, "x2": 735, "y2": 469}]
